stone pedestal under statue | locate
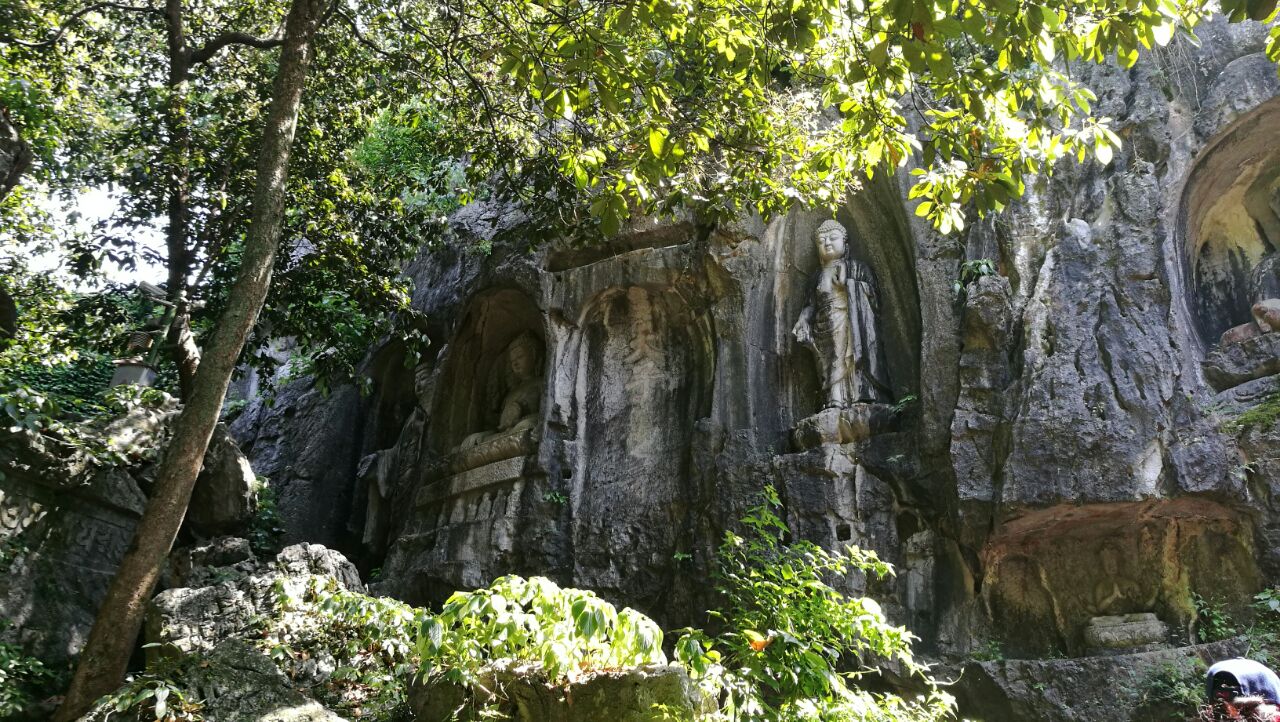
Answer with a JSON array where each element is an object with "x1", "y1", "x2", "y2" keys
[{"x1": 1083, "y1": 613, "x2": 1169, "y2": 655}]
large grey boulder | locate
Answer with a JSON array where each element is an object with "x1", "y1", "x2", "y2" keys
[
  {"x1": 409, "y1": 663, "x2": 708, "y2": 722},
  {"x1": 148, "y1": 542, "x2": 363, "y2": 658},
  {"x1": 189, "y1": 424, "x2": 259, "y2": 537},
  {"x1": 1202, "y1": 332, "x2": 1280, "y2": 391},
  {"x1": 952, "y1": 637, "x2": 1247, "y2": 722},
  {"x1": 79, "y1": 639, "x2": 346, "y2": 722}
]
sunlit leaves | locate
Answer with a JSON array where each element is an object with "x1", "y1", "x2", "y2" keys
[
  {"x1": 672, "y1": 486, "x2": 955, "y2": 721},
  {"x1": 373, "y1": 0, "x2": 1249, "y2": 236},
  {"x1": 414, "y1": 575, "x2": 667, "y2": 690}
]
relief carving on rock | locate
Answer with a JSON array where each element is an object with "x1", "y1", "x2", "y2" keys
[
  {"x1": 357, "y1": 358, "x2": 438, "y2": 555},
  {"x1": 454, "y1": 331, "x2": 544, "y2": 469},
  {"x1": 791, "y1": 220, "x2": 893, "y2": 448}
]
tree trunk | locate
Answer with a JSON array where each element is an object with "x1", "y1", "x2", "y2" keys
[
  {"x1": 0, "y1": 110, "x2": 33, "y2": 202},
  {"x1": 162, "y1": 0, "x2": 202, "y2": 399},
  {"x1": 52, "y1": 0, "x2": 326, "y2": 717},
  {"x1": 2, "y1": 113, "x2": 33, "y2": 344}
]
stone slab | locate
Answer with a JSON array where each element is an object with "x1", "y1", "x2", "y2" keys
[
  {"x1": 1203, "y1": 332, "x2": 1280, "y2": 391},
  {"x1": 415, "y1": 456, "x2": 525, "y2": 508}
]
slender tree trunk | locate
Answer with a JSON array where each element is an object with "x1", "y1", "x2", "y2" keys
[
  {"x1": 1, "y1": 112, "x2": 32, "y2": 343},
  {"x1": 162, "y1": 0, "x2": 202, "y2": 398},
  {"x1": 53, "y1": 0, "x2": 326, "y2": 717}
]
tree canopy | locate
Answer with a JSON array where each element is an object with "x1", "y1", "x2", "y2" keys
[{"x1": 4, "y1": 0, "x2": 1280, "y2": 394}]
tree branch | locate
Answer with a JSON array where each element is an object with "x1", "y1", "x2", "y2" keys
[
  {"x1": 2, "y1": 2, "x2": 160, "y2": 48},
  {"x1": 189, "y1": 30, "x2": 284, "y2": 65}
]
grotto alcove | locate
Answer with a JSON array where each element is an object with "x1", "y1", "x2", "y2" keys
[
  {"x1": 566, "y1": 282, "x2": 716, "y2": 619},
  {"x1": 428, "y1": 288, "x2": 547, "y2": 456},
  {"x1": 774, "y1": 177, "x2": 923, "y2": 426},
  {"x1": 980, "y1": 499, "x2": 1259, "y2": 658},
  {"x1": 1181, "y1": 95, "x2": 1280, "y2": 348},
  {"x1": 381, "y1": 287, "x2": 551, "y2": 597}
]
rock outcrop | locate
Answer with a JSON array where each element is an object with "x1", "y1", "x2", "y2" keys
[
  {"x1": 0, "y1": 400, "x2": 258, "y2": 663},
  {"x1": 409, "y1": 663, "x2": 708, "y2": 722}
]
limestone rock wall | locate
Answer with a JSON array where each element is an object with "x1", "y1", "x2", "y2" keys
[{"x1": 233, "y1": 17, "x2": 1280, "y2": 675}]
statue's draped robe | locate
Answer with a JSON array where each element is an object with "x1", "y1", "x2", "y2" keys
[{"x1": 800, "y1": 259, "x2": 891, "y2": 406}]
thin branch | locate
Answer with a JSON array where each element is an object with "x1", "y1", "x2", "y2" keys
[
  {"x1": 189, "y1": 30, "x2": 284, "y2": 65},
  {"x1": 334, "y1": 8, "x2": 395, "y2": 59},
  {"x1": 3, "y1": 2, "x2": 160, "y2": 48}
]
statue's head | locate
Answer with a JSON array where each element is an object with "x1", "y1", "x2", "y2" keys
[
  {"x1": 505, "y1": 331, "x2": 542, "y2": 381},
  {"x1": 814, "y1": 220, "x2": 847, "y2": 265}
]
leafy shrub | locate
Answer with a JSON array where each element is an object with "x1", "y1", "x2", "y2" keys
[
  {"x1": 952, "y1": 258, "x2": 997, "y2": 301},
  {"x1": 264, "y1": 576, "x2": 426, "y2": 720},
  {"x1": 0, "y1": 633, "x2": 59, "y2": 718},
  {"x1": 417, "y1": 575, "x2": 666, "y2": 690},
  {"x1": 673, "y1": 486, "x2": 954, "y2": 721},
  {"x1": 1139, "y1": 660, "x2": 1206, "y2": 721},
  {"x1": 969, "y1": 639, "x2": 1004, "y2": 663},
  {"x1": 1193, "y1": 593, "x2": 1238, "y2": 643},
  {"x1": 98, "y1": 657, "x2": 204, "y2": 721},
  {"x1": 248, "y1": 479, "x2": 285, "y2": 556}
]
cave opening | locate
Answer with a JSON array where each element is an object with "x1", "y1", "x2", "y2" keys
[{"x1": 1181, "y1": 96, "x2": 1280, "y2": 346}]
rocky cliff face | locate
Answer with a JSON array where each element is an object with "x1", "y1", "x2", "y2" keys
[{"x1": 230, "y1": 15, "x2": 1280, "y2": 712}]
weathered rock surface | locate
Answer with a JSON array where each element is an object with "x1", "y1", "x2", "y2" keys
[
  {"x1": 1203, "y1": 332, "x2": 1280, "y2": 391},
  {"x1": 0, "y1": 404, "x2": 260, "y2": 663},
  {"x1": 80, "y1": 639, "x2": 347, "y2": 722},
  {"x1": 189, "y1": 424, "x2": 259, "y2": 537},
  {"x1": 953, "y1": 637, "x2": 1247, "y2": 722},
  {"x1": 408, "y1": 663, "x2": 708, "y2": 722},
  {"x1": 148, "y1": 542, "x2": 363, "y2": 658}
]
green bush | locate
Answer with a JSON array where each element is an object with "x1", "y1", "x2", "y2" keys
[
  {"x1": 417, "y1": 575, "x2": 666, "y2": 686},
  {"x1": 265, "y1": 576, "x2": 425, "y2": 720},
  {"x1": 673, "y1": 486, "x2": 954, "y2": 722},
  {"x1": 248, "y1": 480, "x2": 285, "y2": 556},
  {"x1": 99, "y1": 656, "x2": 204, "y2": 721},
  {"x1": 0, "y1": 633, "x2": 60, "y2": 718},
  {"x1": 1139, "y1": 660, "x2": 1206, "y2": 720}
]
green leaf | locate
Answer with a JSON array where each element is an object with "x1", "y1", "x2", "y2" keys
[{"x1": 648, "y1": 127, "x2": 668, "y2": 158}]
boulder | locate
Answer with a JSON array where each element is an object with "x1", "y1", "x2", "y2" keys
[
  {"x1": 1203, "y1": 332, "x2": 1280, "y2": 391},
  {"x1": 952, "y1": 637, "x2": 1246, "y2": 722},
  {"x1": 408, "y1": 663, "x2": 708, "y2": 722},
  {"x1": 79, "y1": 639, "x2": 345, "y2": 722},
  {"x1": 188, "y1": 424, "x2": 258, "y2": 537},
  {"x1": 148, "y1": 543, "x2": 363, "y2": 658}
]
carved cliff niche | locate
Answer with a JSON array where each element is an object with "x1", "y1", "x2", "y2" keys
[
  {"x1": 570, "y1": 284, "x2": 714, "y2": 615},
  {"x1": 385, "y1": 288, "x2": 547, "y2": 594},
  {"x1": 981, "y1": 499, "x2": 1258, "y2": 657},
  {"x1": 431, "y1": 289, "x2": 546, "y2": 454},
  {"x1": 1182, "y1": 96, "x2": 1280, "y2": 345},
  {"x1": 361, "y1": 341, "x2": 422, "y2": 454},
  {"x1": 778, "y1": 176, "x2": 921, "y2": 424}
]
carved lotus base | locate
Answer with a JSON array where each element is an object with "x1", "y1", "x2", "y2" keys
[
  {"x1": 1083, "y1": 613, "x2": 1168, "y2": 654},
  {"x1": 792, "y1": 403, "x2": 893, "y2": 450}
]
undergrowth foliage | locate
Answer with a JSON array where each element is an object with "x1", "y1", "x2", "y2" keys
[
  {"x1": 674, "y1": 486, "x2": 953, "y2": 721},
  {"x1": 264, "y1": 576, "x2": 426, "y2": 720},
  {"x1": 89, "y1": 487, "x2": 953, "y2": 721},
  {"x1": 418, "y1": 575, "x2": 667, "y2": 686},
  {"x1": 0, "y1": 628, "x2": 61, "y2": 718}
]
